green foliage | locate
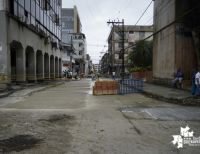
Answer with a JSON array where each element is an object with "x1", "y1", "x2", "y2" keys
[
  {"x1": 128, "y1": 66, "x2": 152, "y2": 72},
  {"x1": 128, "y1": 40, "x2": 153, "y2": 72}
]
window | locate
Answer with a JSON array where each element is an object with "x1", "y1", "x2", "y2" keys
[
  {"x1": 25, "y1": 0, "x2": 31, "y2": 13},
  {"x1": 10, "y1": 0, "x2": 61, "y2": 40},
  {"x1": 62, "y1": 22, "x2": 65, "y2": 28},
  {"x1": 57, "y1": 0, "x2": 61, "y2": 6},
  {"x1": 36, "y1": 3, "x2": 40, "y2": 20},
  {"x1": 43, "y1": 0, "x2": 50, "y2": 11},
  {"x1": 139, "y1": 32, "x2": 145, "y2": 39},
  {"x1": 18, "y1": 0, "x2": 24, "y2": 7},
  {"x1": 118, "y1": 43, "x2": 123, "y2": 48}
]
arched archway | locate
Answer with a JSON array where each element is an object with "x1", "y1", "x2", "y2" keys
[
  {"x1": 26, "y1": 46, "x2": 36, "y2": 82},
  {"x1": 36, "y1": 50, "x2": 43, "y2": 81},
  {"x1": 10, "y1": 41, "x2": 25, "y2": 82},
  {"x1": 44, "y1": 53, "x2": 49, "y2": 79},
  {"x1": 50, "y1": 55, "x2": 55, "y2": 79}
]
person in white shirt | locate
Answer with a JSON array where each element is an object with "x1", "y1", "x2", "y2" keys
[
  {"x1": 112, "y1": 72, "x2": 116, "y2": 80},
  {"x1": 195, "y1": 71, "x2": 200, "y2": 96}
]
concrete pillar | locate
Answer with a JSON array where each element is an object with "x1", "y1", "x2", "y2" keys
[
  {"x1": 55, "y1": 57, "x2": 58, "y2": 78},
  {"x1": 42, "y1": 54, "x2": 45, "y2": 79},
  {"x1": 0, "y1": 11, "x2": 8, "y2": 83},
  {"x1": 59, "y1": 58, "x2": 62, "y2": 78},
  {"x1": 50, "y1": 55, "x2": 55, "y2": 79}
]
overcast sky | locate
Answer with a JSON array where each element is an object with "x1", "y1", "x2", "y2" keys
[{"x1": 62, "y1": 0, "x2": 154, "y2": 64}]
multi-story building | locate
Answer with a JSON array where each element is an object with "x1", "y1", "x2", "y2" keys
[
  {"x1": 61, "y1": 6, "x2": 82, "y2": 43},
  {"x1": 0, "y1": 0, "x2": 62, "y2": 83},
  {"x1": 61, "y1": 6, "x2": 87, "y2": 76},
  {"x1": 153, "y1": 0, "x2": 199, "y2": 85},
  {"x1": 100, "y1": 53, "x2": 109, "y2": 75},
  {"x1": 71, "y1": 33, "x2": 87, "y2": 75},
  {"x1": 108, "y1": 25, "x2": 153, "y2": 76},
  {"x1": 61, "y1": 43, "x2": 75, "y2": 75},
  {"x1": 85, "y1": 54, "x2": 92, "y2": 76},
  {"x1": 93, "y1": 64, "x2": 101, "y2": 73}
]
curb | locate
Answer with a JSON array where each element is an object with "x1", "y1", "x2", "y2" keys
[
  {"x1": 143, "y1": 91, "x2": 200, "y2": 106},
  {"x1": 0, "y1": 82, "x2": 65, "y2": 98},
  {"x1": 0, "y1": 90, "x2": 14, "y2": 98},
  {"x1": 22, "y1": 82, "x2": 65, "y2": 97}
]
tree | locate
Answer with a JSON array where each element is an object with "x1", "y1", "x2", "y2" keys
[{"x1": 128, "y1": 40, "x2": 153, "y2": 70}]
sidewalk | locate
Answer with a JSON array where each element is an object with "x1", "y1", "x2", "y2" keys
[
  {"x1": 143, "y1": 83, "x2": 199, "y2": 106},
  {"x1": 98, "y1": 78, "x2": 199, "y2": 106},
  {"x1": 0, "y1": 81, "x2": 65, "y2": 98}
]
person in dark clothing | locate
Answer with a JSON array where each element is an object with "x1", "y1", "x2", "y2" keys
[
  {"x1": 191, "y1": 69, "x2": 197, "y2": 96},
  {"x1": 173, "y1": 68, "x2": 184, "y2": 88}
]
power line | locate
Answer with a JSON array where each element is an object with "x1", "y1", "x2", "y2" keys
[
  {"x1": 125, "y1": 2, "x2": 200, "y2": 51},
  {"x1": 143, "y1": 0, "x2": 175, "y2": 25},
  {"x1": 87, "y1": 44, "x2": 108, "y2": 47},
  {"x1": 142, "y1": 0, "x2": 174, "y2": 25},
  {"x1": 135, "y1": 0, "x2": 153, "y2": 25}
]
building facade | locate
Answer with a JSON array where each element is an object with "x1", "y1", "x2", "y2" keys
[
  {"x1": 61, "y1": 43, "x2": 75, "y2": 75},
  {"x1": 153, "y1": 0, "x2": 199, "y2": 84},
  {"x1": 93, "y1": 64, "x2": 101, "y2": 73},
  {"x1": 61, "y1": 6, "x2": 87, "y2": 76},
  {"x1": 0, "y1": 0, "x2": 62, "y2": 83},
  {"x1": 72, "y1": 33, "x2": 87, "y2": 75},
  {"x1": 61, "y1": 6, "x2": 82, "y2": 44},
  {"x1": 85, "y1": 54, "x2": 92, "y2": 76},
  {"x1": 100, "y1": 53, "x2": 109, "y2": 75},
  {"x1": 108, "y1": 25, "x2": 153, "y2": 77}
]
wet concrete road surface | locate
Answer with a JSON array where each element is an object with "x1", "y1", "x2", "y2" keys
[{"x1": 0, "y1": 79, "x2": 200, "y2": 154}]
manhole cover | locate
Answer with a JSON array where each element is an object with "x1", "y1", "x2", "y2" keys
[{"x1": 0, "y1": 135, "x2": 43, "y2": 153}]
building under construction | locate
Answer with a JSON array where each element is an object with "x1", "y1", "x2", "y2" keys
[{"x1": 153, "y1": 0, "x2": 200, "y2": 84}]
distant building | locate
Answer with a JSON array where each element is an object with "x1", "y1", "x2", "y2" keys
[
  {"x1": 72, "y1": 33, "x2": 87, "y2": 75},
  {"x1": 93, "y1": 64, "x2": 101, "y2": 73},
  {"x1": 0, "y1": 0, "x2": 62, "y2": 83},
  {"x1": 61, "y1": 6, "x2": 87, "y2": 76},
  {"x1": 108, "y1": 25, "x2": 153, "y2": 76},
  {"x1": 61, "y1": 6, "x2": 82, "y2": 44},
  {"x1": 85, "y1": 54, "x2": 92, "y2": 76},
  {"x1": 100, "y1": 53, "x2": 109, "y2": 75},
  {"x1": 61, "y1": 43, "x2": 75, "y2": 75}
]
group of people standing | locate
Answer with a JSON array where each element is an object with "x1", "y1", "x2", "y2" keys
[{"x1": 173, "y1": 68, "x2": 200, "y2": 96}]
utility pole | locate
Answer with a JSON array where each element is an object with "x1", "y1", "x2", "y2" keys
[{"x1": 107, "y1": 19, "x2": 125, "y2": 80}]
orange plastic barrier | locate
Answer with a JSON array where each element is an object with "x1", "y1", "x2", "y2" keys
[{"x1": 93, "y1": 81, "x2": 119, "y2": 95}]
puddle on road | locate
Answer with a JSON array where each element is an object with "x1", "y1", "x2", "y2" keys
[
  {"x1": 39, "y1": 114, "x2": 75, "y2": 123},
  {"x1": 0, "y1": 135, "x2": 43, "y2": 153}
]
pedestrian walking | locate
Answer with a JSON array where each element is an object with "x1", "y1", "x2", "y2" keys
[{"x1": 112, "y1": 72, "x2": 116, "y2": 80}]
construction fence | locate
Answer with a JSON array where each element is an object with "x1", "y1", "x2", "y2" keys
[{"x1": 93, "y1": 79, "x2": 144, "y2": 95}]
